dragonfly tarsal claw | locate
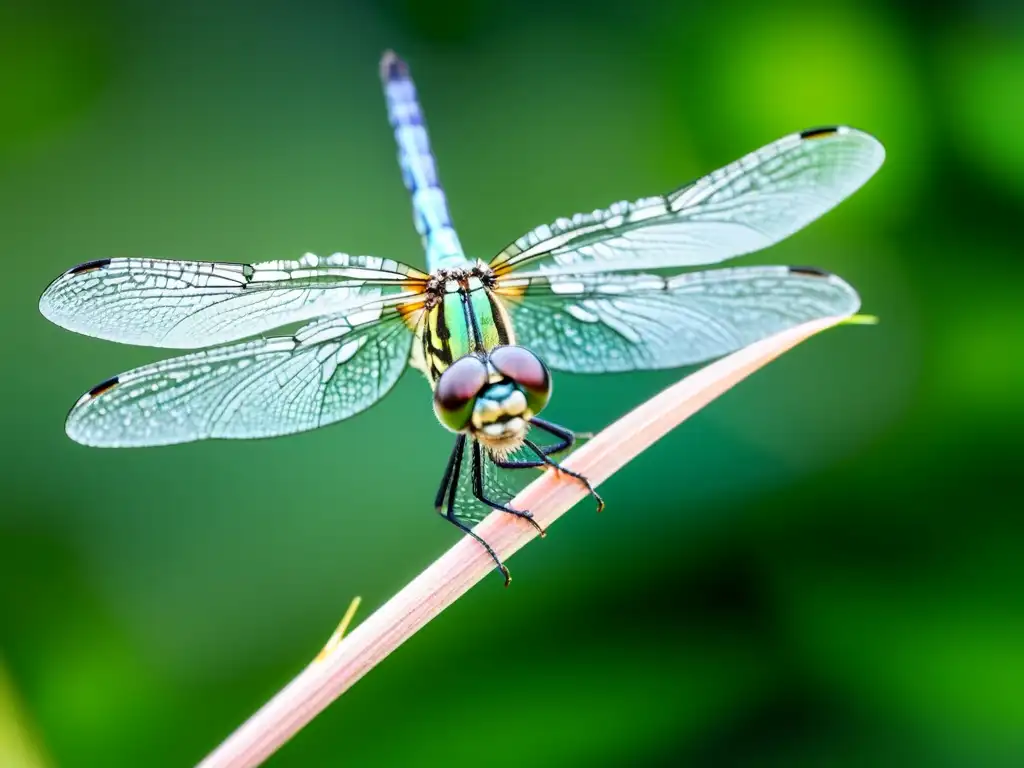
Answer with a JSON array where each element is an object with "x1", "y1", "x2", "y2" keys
[
  {"x1": 486, "y1": 498, "x2": 545, "y2": 537},
  {"x1": 554, "y1": 465, "x2": 604, "y2": 513},
  {"x1": 519, "y1": 511, "x2": 546, "y2": 537},
  {"x1": 500, "y1": 564, "x2": 512, "y2": 587},
  {"x1": 579, "y1": 479, "x2": 604, "y2": 513}
]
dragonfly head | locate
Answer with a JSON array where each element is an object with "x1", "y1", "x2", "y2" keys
[{"x1": 433, "y1": 346, "x2": 551, "y2": 452}]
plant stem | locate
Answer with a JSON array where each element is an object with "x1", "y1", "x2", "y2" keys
[{"x1": 197, "y1": 314, "x2": 849, "y2": 768}]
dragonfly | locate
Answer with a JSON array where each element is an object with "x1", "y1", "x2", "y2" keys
[{"x1": 39, "y1": 51, "x2": 885, "y2": 585}]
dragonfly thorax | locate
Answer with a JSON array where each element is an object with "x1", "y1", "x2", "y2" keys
[{"x1": 418, "y1": 264, "x2": 515, "y2": 385}]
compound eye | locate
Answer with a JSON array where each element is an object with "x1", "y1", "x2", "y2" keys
[
  {"x1": 433, "y1": 356, "x2": 488, "y2": 432},
  {"x1": 489, "y1": 345, "x2": 551, "y2": 415}
]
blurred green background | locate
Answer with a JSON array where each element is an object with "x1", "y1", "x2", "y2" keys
[{"x1": 1, "y1": 0, "x2": 1022, "y2": 765}]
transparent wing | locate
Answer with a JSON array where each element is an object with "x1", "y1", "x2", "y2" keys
[
  {"x1": 65, "y1": 303, "x2": 414, "y2": 447},
  {"x1": 499, "y1": 266, "x2": 859, "y2": 373},
  {"x1": 447, "y1": 439, "x2": 536, "y2": 526},
  {"x1": 40, "y1": 252, "x2": 427, "y2": 349},
  {"x1": 490, "y1": 127, "x2": 884, "y2": 278}
]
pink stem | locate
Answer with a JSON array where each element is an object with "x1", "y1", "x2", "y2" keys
[{"x1": 197, "y1": 314, "x2": 848, "y2": 768}]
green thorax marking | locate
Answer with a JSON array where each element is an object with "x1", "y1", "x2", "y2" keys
[{"x1": 421, "y1": 272, "x2": 514, "y2": 384}]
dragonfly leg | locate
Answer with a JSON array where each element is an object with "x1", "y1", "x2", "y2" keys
[
  {"x1": 526, "y1": 416, "x2": 574, "y2": 455},
  {"x1": 438, "y1": 435, "x2": 511, "y2": 586},
  {"x1": 472, "y1": 442, "x2": 546, "y2": 537},
  {"x1": 529, "y1": 418, "x2": 596, "y2": 454},
  {"x1": 493, "y1": 434, "x2": 605, "y2": 514},
  {"x1": 434, "y1": 434, "x2": 463, "y2": 512}
]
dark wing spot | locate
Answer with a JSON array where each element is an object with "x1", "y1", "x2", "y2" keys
[
  {"x1": 87, "y1": 376, "x2": 120, "y2": 398},
  {"x1": 799, "y1": 126, "x2": 839, "y2": 140},
  {"x1": 69, "y1": 259, "x2": 112, "y2": 275},
  {"x1": 789, "y1": 266, "x2": 831, "y2": 277}
]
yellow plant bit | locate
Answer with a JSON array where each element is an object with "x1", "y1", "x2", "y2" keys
[{"x1": 315, "y1": 596, "x2": 362, "y2": 662}]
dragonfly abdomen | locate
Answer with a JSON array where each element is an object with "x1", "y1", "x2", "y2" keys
[{"x1": 380, "y1": 51, "x2": 467, "y2": 273}]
